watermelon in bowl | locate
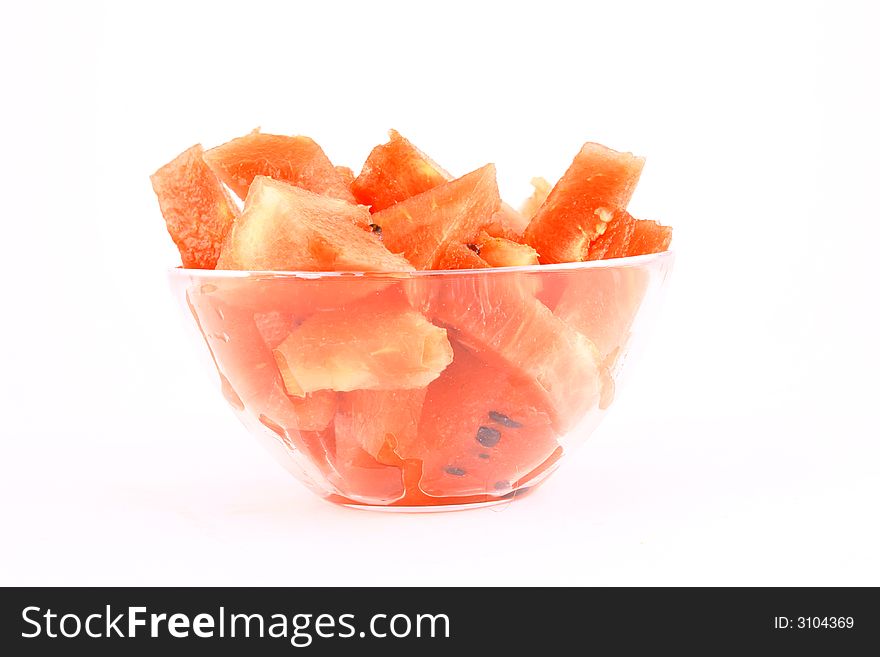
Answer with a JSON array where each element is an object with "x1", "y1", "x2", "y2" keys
[
  {"x1": 156, "y1": 130, "x2": 674, "y2": 510},
  {"x1": 169, "y1": 253, "x2": 672, "y2": 510}
]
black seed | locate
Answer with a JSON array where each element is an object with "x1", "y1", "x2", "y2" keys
[
  {"x1": 445, "y1": 466, "x2": 466, "y2": 476},
  {"x1": 466, "y1": 243, "x2": 481, "y2": 255},
  {"x1": 476, "y1": 426, "x2": 501, "y2": 448},
  {"x1": 488, "y1": 411, "x2": 523, "y2": 428},
  {"x1": 478, "y1": 453, "x2": 490, "y2": 460},
  {"x1": 369, "y1": 223, "x2": 383, "y2": 240},
  {"x1": 494, "y1": 480, "x2": 511, "y2": 490}
]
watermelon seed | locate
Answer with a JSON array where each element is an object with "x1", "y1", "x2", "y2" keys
[
  {"x1": 466, "y1": 243, "x2": 481, "y2": 255},
  {"x1": 488, "y1": 411, "x2": 522, "y2": 428},
  {"x1": 494, "y1": 481, "x2": 510, "y2": 490},
  {"x1": 445, "y1": 466, "x2": 466, "y2": 476},
  {"x1": 476, "y1": 426, "x2": 501, "y2": 447},
  {"x1": 478, "y1": 453, "x2": 490, "y2": 460},
  {"x1": 369, "y1": 223, "x2": 383, "y2": 240}
]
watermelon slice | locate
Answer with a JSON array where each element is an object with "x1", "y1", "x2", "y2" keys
[
  {"x1": 369, "y1": 165, "x2": 501, "y2": 270},
  {"x1": 215, "y1": 177, "x2": 411, "y2": 272},
  {"x1": 524, "y1": 143, "x2": 645, "y2": 264},
  {"x1": 407, "y1": 343, "x2": 558, "y2": 497},
  {"x1": 479, "y1": 204, "x2": 530, "y2": 240},
  {"x1": 331, "y1": 434, "x2": 405, "y2": 504},
  {"x1": 551, "y1": 267, "x2": 650, "y2": 370},
  {"x1": 150, "y1": 144, "x2": 239, "y2": 269},
  {"x1": 626, "y1": 219, "x2": 673, "y2": 256},
  {"x1": 272, "y1": 292, "x2": 453, "y2": 395},
  {"x1": 434, "y1": 242, "x2": 490, "y2": 270},
  {"x1": 203, "y1": 129, "x2": 356, "y2": 202},
  {"x1": 475, "y1": 232, "x2": 540, "y2": 267},
  {"x1": 408, "y1": 272, "x2": 603, "y2": 432},
  {"x1": 259, "y1": 418, "x2": 337, "y2": 480},
  {"x1": 186, "y1": 290, "x2": 337, "y2": 433},
  {"x1": 586, "y1": 209, "x2": 637, "y2": 260},
  {"x1": 351, "y1": 129, "x2": 450, "y2": 212},
  {"x1": 352, "y1": 129, "x2": 529, "y2": 237},
  {"x1": 336, "y1": 388, "x2": 427, "y2": 460},
  {"x1": 334, "y1": 165, "x2": 356, "y2": 189},
  {"x1": 587, "y1": 213, "x2": 672, "y2": 260},
  {"x1": 201, "y1": 275, "x2": 396, "y2": 331}
]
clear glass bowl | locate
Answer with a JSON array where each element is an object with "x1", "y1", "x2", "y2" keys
[{"x1": 169, "y1": 252, "x2": 674, "y2": 511}]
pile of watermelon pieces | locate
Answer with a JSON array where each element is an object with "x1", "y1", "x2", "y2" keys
[
  {"x1": 151, "y1": 128, "x2": 670, "y2": 272},
  {"x1": 153, "y1": 130, "x2": 672, "y2": 505}
]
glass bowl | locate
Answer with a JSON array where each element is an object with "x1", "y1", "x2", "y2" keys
[{"x1": 169, "y1": 251, "x2": 674, "y2": 511}]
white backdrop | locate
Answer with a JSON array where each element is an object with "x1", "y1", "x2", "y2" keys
[{"x1": 1, "y1": 0, "x2": 877, "y2": 585}]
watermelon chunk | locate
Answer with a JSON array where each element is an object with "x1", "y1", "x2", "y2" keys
[
  {"x1": 150, "y1": 144, "x2": 239, "y2": 269},
  {"x1": 479, "y1": 204, "x2": 530, "y2": 240},
  {"x1": 626, "y1": 219, "x2": 673, "y2": 256},
  {"x1": 476, "y1": 232, "x2": 540, "y2": 267},
  {"x1": 201, "y1": 275, "x2": 396, "y2": 330},
  {"x1": 434, "y1": 242, "x2": 490, "y2": 270},
  {"x1": 586, "y1": 210, "x2": 637, "y2": 260},
  {"x1": 331, "y1": 435, "x2": 405, "y2": 504},
  {"x1": 407, "y1": 343, "x2": 558, "y2": 497},
  {"x1": 369, "y1": 165, "x2": 501, "y2": 270},
  {"x1": 524, "y1": 143, "x2": 645, "y2": 264},
  {"x1": 204, "y1": 129, "x2": 356, "y2": 202},
  {"x1": 186, "y1": 290, "x2": 337, "y2": 433},
  {"x1": 272, "y1": 292, "x2": 453, "y2": 395},
  {"x1": 336, "y1": 388, "x2": 427, "y2": 460},
  {"x1": 408, "y1": 272, "x2": 603, "y2": 432},
  {"x1": 552, "y1": 268, "x2": 650, "y2": 368},
  {"x1": 352, "y1": 129, "x2": 450, "y2": 212},
  {"x1": 587, "y1": 213, "x2": 672, "y2": 260},
  {"x1": 353, "y1": 129, "x2": 529, "y2": 237},
  {"x1": 334, "y1": 165, "x2": 356, "y2": 189},
  {"x1": 215, "y1": 177, "x2": 411, "y2": 272}
]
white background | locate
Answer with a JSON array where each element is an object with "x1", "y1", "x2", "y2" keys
[{"x1": 1, "y1": 0, "x2": 878, "y2": 586}]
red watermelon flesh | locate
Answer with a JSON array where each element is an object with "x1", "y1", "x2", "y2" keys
[
  {"x1": 524, "y1": 143, "x2": 645, "y2": 264},
  {"x1": 434, "y1": 242, "x2": 490, "y2": 270},
  {"x1": 408, "y1": 271, "x2": 603, "y2": 432},
  {"x1": 259, "y1": 418, "x2": 337, "y2": 481},
  {"x1": 406, "y1": 343, "x2": 558, "y2": 498},
  {"x1": 215, "y1": 177, "x2": 411, "y2": 272},
  {"x1": 351, "y1": 129, "x2": 450, "y2": 212},
  {"x1": 336, "y1": 388, "x2": 427, "y2": 460},
  {"x1": 202, "y1": 275, "x2": 396, "y2": 331},
  {"x1": 335, "y1": 165, "x2": 356, "y2": 189},
  {"x1": 369, "y1": 165, "x2": 501, "y2": 270},
  {"x1": 586, "y1": 210, "x2": 637, "y2": 260},
  {"x1": 352, "y1": 129, "x2": 529, "y2": 237},
  {"x1": 476, "y1": 232, "x2": 540, "y2": 267},
  {"x1": 479, "y1": 204, "x2": 530, "y2": 240},
  {"x1": 552, "y1": 267, "x2": 650, "y2": 369},
  {"x1": 203, "y1": 129, "x2": 356, "y2": 202},
  {"x1": 626, "y1": 219, "x2": 673, "y2": 256},
  {"x1": 186, "y1": 289, "x2": 337, "y2": 433},
  {"x1": 330, "y1": 438, "x2": 406, "y2": 504},
  {"x1": 253, "y1": 310, "x2": 296, "y2": 349},
  {"x1": 272, "y1": 290, "x2": 453, "y2": 395},
  {"x1": 150, "y1": 144, "x2": 239, "y2": 269}
]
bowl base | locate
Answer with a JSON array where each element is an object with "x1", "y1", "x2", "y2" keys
[{"x1": 333, "y1": 486, "x2": 537, "y2": 513}]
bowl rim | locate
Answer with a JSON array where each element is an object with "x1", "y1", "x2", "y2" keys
[{"x1": 168, "y1": 249, "x2": 674, "y2": 279}]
